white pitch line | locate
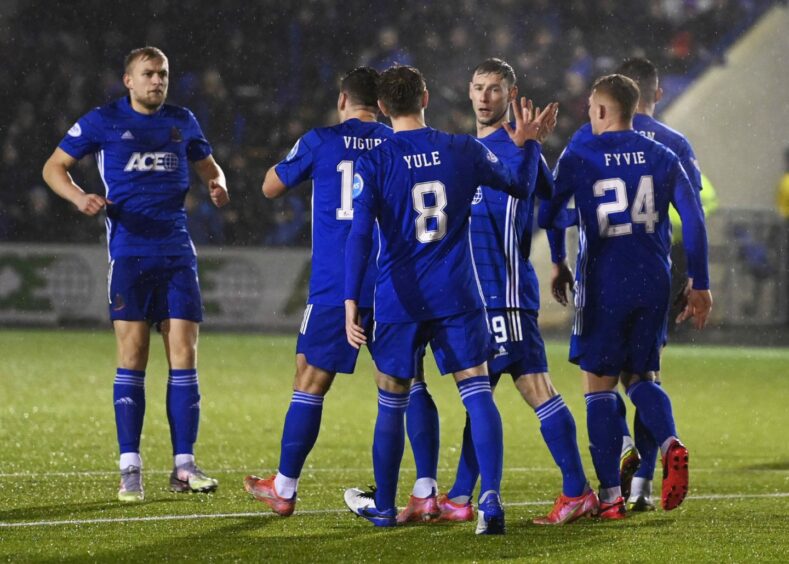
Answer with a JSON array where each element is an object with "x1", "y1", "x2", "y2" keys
[
  {"x1": 1, "y1": 492, "x2": 787, "y2": 529},
  {"x1": 1, "y1": 466, "x2": 786, "y2": 478}
]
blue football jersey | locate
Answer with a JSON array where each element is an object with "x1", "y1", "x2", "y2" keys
[
  {"x1": 540, "y1": 131, "x2": 709, "y2": 312},
  {"x1": 572, "y1": 117, "x2": 702, "y2": 193},
  {"x1": 274, "y1": 118, "x2": 393, "y2": 308},
  {"x1": 346, "y1": 127, "x2": 541, "y2": 323},
  {"x1": 471, "y1": 126, "x2": 553, "y2": 315},
  {"x1": 58, "y1": 96, "x2": 212, "y2": 258}
]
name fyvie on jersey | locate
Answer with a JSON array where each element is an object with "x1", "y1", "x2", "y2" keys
[
  {"x1": 603, "y1": 151, "x2": 646, "y2": 167},
  {"x1": 124, "y1": 152, "x2": 179, "y2": 172}
]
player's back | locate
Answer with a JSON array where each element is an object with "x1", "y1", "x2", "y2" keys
[
  {"x1": 276, "y1": 118, "x2": 392, "y2": 307},
  {"x1": 633, "y1": 114, "x2": 701, "y2": 191},
  {"x1": 562, "y1": 130, "x2": 681, "y2": 303},
  {"x1": 356, "y1": 127, "x2": 496, "y2": 322}
]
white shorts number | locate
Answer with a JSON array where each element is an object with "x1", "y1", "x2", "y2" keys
[{"x1": 491, "y1": 315, "x2": 508, "y2": 344}]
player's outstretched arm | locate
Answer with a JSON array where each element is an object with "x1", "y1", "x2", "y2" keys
[
  {"x1": 193, "y1": 155, "x2": 230, "y2": 207},
  {"x1": 262, "y1": 166, "x2": 288, "y2": 199},
  {"x1": 551, "y1": 260, "x2": 574, "y2": 307},
  {"x1": 345, "y1": 299, "x2": 366, "y2": 349},
  {"x1": 42, "y1": 148, "x2": 109, "y2": 216},
  {"x1": 502, "y1": 98, "x2": 558, "y2": 147}
]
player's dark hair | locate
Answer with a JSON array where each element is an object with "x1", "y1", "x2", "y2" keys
[
  {"x1": 592, "y1": 74, "x2": 640, "y2": 122},
  {"x1": 377, "y1": 65, "x2": 426, "y2": 118},
  {"x1": 124, "y1": 46, "x2": 167, "y2": 73},
  {"x1": 340, "y1": 67, "x2": 380, "y2": 108},
  {"x1": 615, "y1": 57, "x2": 658, "y2": 104},
  {"x1": 472, "y1": 58, "x2": 517, "y2": 87}
]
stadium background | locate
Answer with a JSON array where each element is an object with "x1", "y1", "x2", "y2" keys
[{"x1": 0, "y1": 0, "x2": 787, "y2": 338}]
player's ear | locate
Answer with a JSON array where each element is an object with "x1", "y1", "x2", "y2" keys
[
  {"x1": 422, "y1": 89, "x2": 429, "y2": 110},
  {"x1": 598, "y1": 104, "x2": 606, "y2": 121},
  {"x1": 509, "y1": 85, "x2": 518, "y2": 103},
  {"x1": 468, "y1": 82, "x2": 474, "y2": 101},
  {"x1": 337, "y1": 91, "x2": 347, "y2": 111},
  {"x1": 655, "y1": 86, "x2": 663, "y2": 104},
  {"x1": 123, "y1": 73, "x2": 132, "y2": 89},
  {"x1": 377, "y1": 99, "x2": 390, "y2": 117}
]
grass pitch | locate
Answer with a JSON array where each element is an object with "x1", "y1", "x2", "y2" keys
[{"x1": 1, "y1": 328, "x2": 788, "y2": 562}]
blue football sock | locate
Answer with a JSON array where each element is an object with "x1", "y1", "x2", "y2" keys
[
  {"x1": 536, "y1": 395, "x2": 587, "y2": 497},
  {"x1": 447, "y1": 412, "x2": 478, "y2": 502},
  {"x1": 373, "y1": 388, "x2": 409, "y2": 512},
  {"x1": 114, "y1": 368, "x2": 146, "y2": 455},
  {"x1": 615, "y1": 390, "x2": 632, "y2": 440},
  {"x1": 405, "y1": 381, "x2": 439, "y2": 484},
  {"x1": 166, "y1": 369, "x2": 200, "y2": 456},
  {"x1": 278, "y1": 391, "x2": 324, "y2": 479},
  {"x1": 633, "y1": 406, "x2": 659, "y2": 480},
  {"x1": 626, "y1": 381, "x2": 677, "y2": 447},
  {"x1": 457, "y1": 376, "x2": 503, "y2": 501},
  {"x1": 585, "y1": 391, "x2": 622, "y2": 490}
]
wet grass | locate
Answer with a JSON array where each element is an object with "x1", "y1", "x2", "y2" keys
[{"x1": 1, "y1": 329, "x2": 788, "y2": 562}]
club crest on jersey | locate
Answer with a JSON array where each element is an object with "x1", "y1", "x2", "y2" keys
[
  {"x1": 124, "y1": 152, "x2": 179, "y2": 172},
  {"x1": 486, "y1": 150, "x2": 498, "y2": 163},
  {"x1": 67, "y1": 123, "x2": 82, "y2": 137},
  {"x1": 286, "y1": 139, "x2": 300, "y2": 161},
  {"x1": 171, "y1": 126, "x2": 182, "y2": 142},
  {"x1": 472, "y1": 186, "x2": 483, "y2": 205},
  {"x1": 352, "y1": 173, "x2": 364, "y2": 199}
]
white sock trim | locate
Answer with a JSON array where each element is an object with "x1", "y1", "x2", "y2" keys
[
  {"x1": 412, "y1": 477, "x2": 438, "y2": 498},
  {"x1": 174, "y1": 454, "x2": 195, "y2": 468},
  {"x1": 599, "y1": 486, "x2": 622, "y2": 503},
  {"x1": 629, "y1": 477, "x2": 652, "y2": 499},
  {"x1": 119, "y1": 452, "x2": 142, "y2": 470},
  {"x1": 275, "y1": 472, "x2": 299, "y2": 498}
]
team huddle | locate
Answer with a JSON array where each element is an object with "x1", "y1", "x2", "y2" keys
[{"x1": 42, "y1": 47, "x2": 712, "y2": 536}]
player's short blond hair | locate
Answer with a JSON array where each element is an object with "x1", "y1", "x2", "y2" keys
[{"x1": 124, "y1": 46, "x2": 168, "y2": 73}]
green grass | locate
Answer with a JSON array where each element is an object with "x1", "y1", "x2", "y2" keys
[{"x1": 1, "y1": 329, "x2": 788, "y2": 562}]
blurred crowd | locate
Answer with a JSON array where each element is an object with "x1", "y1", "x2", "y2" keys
[{"x1": 0, "y1": 0, "x2": 773, "y2": 247}]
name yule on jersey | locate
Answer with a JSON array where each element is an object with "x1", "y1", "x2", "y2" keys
[
  {"x1": 124, "y1": 152, "x2": 180, "y2": 172},
  {"x1": 343, "y1": 136, "x2": 385, "y2": 150},
  {"x1": 604, "y1": 151, "x2": 647, "y2": 167},
  {"x1": 403, "y1": 151, "x2": 441, "y2": 169}
]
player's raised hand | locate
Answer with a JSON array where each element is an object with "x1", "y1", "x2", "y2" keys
[
  {"x1": 209, "y1": 178, "x2": 230, "y2": 207},
  {"x1": 551, "y1": 260, "x2": 574, "y2": 307},
  {"x1": 75, "y1": 193, "x2": 109, "y2": 216},
  {"x1": 676, "y1": 289, "x2": 713, "y2": 330},
  {"x1": 537, "y1": 103, "x2": 559, "y2": 143},
  {"x1": 345, "y1": 299, "x2": 367, "y2": 349},
  {"x1": 503, "y1": 98, "x2": 557, "y2": 147}
]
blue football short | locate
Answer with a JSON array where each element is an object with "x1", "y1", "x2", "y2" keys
[
  {"x1": 486, "y1": 308, "x2": 549, "y2": 383},
  {"x1": 570, "y1": 299, "x2": 668, "y2": 376},
  {"x1": 108, "y1": 255, "x2": 203, "y2": 324},
  {"x1": 296, "y1": 304, "x2": 374, "y2": 374},
  {"x1": 371, "y1": 308, "x2": 495, "y2": 379}
]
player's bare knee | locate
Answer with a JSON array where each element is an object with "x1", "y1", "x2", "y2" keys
[
  {"x1": 622, "y1": 371, "x2": 657, "y2": 391},
  {"x1": 515, "y1": 372, "x2": 557, "y2": 409},
  {"x1": 294, "y1": 361, "x2": 335, "y2": 396},
  {"x1": 375, "y1": 371, "x2": 410, "y2": 394}
]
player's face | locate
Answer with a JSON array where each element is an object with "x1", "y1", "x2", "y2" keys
[
  {"x1": 588, "y1": 91, "x2": 602, "y2": 135},
  {"x1": 469, "y1": 72, "x2": 515, "y2": 127},
  {"x1": 124, "y1": 56, "x2": 169, "y2": 112}
]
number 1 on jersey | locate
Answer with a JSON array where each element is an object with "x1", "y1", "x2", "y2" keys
[{"x1": 336, "y1": 160, "x2": 354, "y2": 220}]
